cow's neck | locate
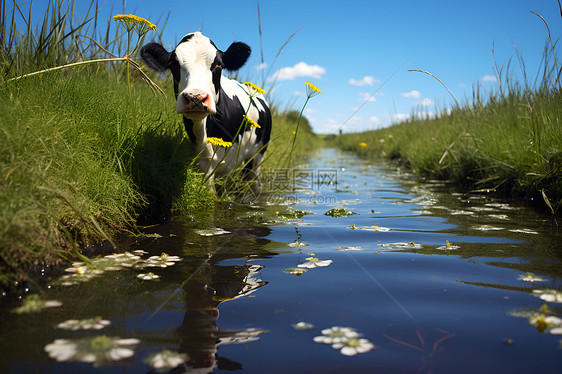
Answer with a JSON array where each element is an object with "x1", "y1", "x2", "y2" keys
[{"x1": 192, "y1": 118, "x2": 208, "y2": 152}]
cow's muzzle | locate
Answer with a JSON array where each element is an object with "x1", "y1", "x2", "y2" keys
[{"x1": 181, "y1": 89, "x2": 212, "y2": 113}]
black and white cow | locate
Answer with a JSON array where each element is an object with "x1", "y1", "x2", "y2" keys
[{"x1": 140, "y1": 32, "x2": 271, "y2": 183}]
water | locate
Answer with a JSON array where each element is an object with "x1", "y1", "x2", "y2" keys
[{"x1": 1, "y1": 148, "x2": 561, "y2": 373}]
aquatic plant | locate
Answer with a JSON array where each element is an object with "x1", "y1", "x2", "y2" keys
[
  {"x1": 145, "y1": 253, "x2": 182, "y2": 268},
  {"x1": 313, "y1": 326, "x2": 375, "y2": 355},
  {"x1": 13, "y1": 294, "x2": 62, "y2": 314},
  {"x1": 529, "y1": 314, "x2": 562, "y2": 334},
  {"x1": 283, "y1": 268, "x2": 308, "y2": 276},
  {"x1": 378, "y1": 242, "x2": 422, "y2": 250},
  {"x1": 532, "y1": 289, "x2": 562, "y2": 303},
  {"x1": 332, "y1": 338, "x2": 376, "y2": 356},
  {"x1": 195, "y1": 228, "x2": 231, "y2": 236},
  {"x1": 313, "y1": 327, "x2": 360, "y2": 344},
  {"x1": 517, "y1": 272, "x2": 546, "y2": 283},
  {"x1": 137, "y1": 272, "x2": 161, "y2": 280},
  {"x1": 324, "y1": 208, "x2": 355, "y2": 217},
  {"x1": 56, "y1": 252, "x2": 145, "y2": 286},
  {"x1": 347, "y1": 224, "x2": 391, "y2": 232},
  {"x1": 297, "y1": 257, "x2": 333, "y2": 269},
  {"x1": 44, "y1": 335, "x2": 140, "y2": 365},
  {"x1": 57, "y1": 317, "x2": 111, "y2": 331},
  {"x1": 287, "y1": 240, "x2": 309, "y2": 248},
  {"x1": 436, "y1": 240, "x2": 460, "y2": 251},
  {"x1": 145, "y1": 349, "x2": 189, "y2": 372},
  {"x1": 292, "y1": 322, "x2": 314, "y2": 330}
]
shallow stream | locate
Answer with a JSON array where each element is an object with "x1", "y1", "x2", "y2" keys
[{"x1": 1, "y1": 148, "x2": 561, "y2": 373}]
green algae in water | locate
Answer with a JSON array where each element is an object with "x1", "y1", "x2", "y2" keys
[{"x1": 324, "y1": 208, "x2": 355, "y2": 217}]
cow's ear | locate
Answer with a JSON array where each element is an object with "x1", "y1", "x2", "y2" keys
[
  {"x1": 141, "y1": 42, "x2": 172, "y2": 73},
  {"x1": 222, "y1": 42, "x2": 251, "y2": 71}
]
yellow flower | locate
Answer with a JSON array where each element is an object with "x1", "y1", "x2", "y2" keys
[
  {"x1": 359, "y1": 142, "x2": 367, "y2": 147},
  {"x1": 243, "y1": 82, "x2": 266, "y2": 95},
  {"x1": 305, "y1": 82, "x2": 322, "y2": 97},
  {"x1": 113, "y1": 14, "x2": 156, "y2": 34},
  {"x1": 243, "y1": 115, "x2": 261, "y2": 128},
  {"x1": 206, "y1": 137, "x2": 233, "y2": 148}
]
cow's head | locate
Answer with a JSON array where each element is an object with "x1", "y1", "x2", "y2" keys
[{"x1": 141, "y1": 32, "x2": 251, "y2": 121}]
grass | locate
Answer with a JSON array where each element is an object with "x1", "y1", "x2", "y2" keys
[
  {"x1": 0, "y1": 1, "x2": 322, "y2": 290},
  {"x1": 332, "y1": 49, "x2": 562, "y2": 215},
  {"x1": 0, "y1": 69, "x2": 216, "y2": 287}
]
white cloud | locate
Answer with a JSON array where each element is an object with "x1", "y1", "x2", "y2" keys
[
  {"x1": 256, "y1": 62, "x2": 267, "y2": 72},
  {"x1": 482, "y1": 75, "x2": 497, "y2": 82},
  {"x1": 348, "y1": 75, "x2": 378, "y2": 86},
  {"x1": 359, "y1": 92, "x2": 377, "y2": 102},
  {"x1": 369, "y1": 116, "x2": 381, "y2": 124},
  {"x1": 414, "y1": 98, "x2": 434, "y2": 106},
  {"x1": 274, "y1": 62, "x2": 326, "y2": 81},
  {"x1": 400, "y1": 90, "x2": 421, "y2": 99}
]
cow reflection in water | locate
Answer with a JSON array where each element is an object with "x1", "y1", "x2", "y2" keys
[{"x1": 176, "y1": 262, "x2": 268, "y2": 372}]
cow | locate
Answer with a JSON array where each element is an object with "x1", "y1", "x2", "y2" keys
[{"x1": 140, "y1": 32, "x2": 271, "y2": 186}]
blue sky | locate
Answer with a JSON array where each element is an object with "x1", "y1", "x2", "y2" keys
[{"x1": 48, "y1": 1, "x2": 562, "y2": 133}]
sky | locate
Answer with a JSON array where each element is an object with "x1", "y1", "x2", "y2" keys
[{"x1": 37, "y1": 1, "x2": 562, "y2": 133}]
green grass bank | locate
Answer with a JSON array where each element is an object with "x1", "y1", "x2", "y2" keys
[
  {"x1": 0, "y1": 0, "x2": 324, "y2": 290},
  {"x1": 0, "y1": 67, "x2": 320, "y2": 290},
  {"x1": 332, "y1": 85, "x2": 562, "y2": 215}
]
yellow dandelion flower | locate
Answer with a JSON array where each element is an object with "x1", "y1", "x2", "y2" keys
[
  {"x1": 359, "y1": 142, "x2": 367, "y2": 147},
  {"x1": 113, "y1": 14, "x2": 156, "y2": 34},
  {"x1": 206, "y1": 137, "x2": 233, "y2": 148},
  {"x1": 243, "y1": 115, "x2": 261, "y2": 128},
  {"x1": 243, "y1": 82, "x2": 266, "y2": 95},
  {"x1": 305, "y1": 82, "x2": 322, "y2": 97}
]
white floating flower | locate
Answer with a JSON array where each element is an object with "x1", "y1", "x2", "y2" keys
[
  {"x1": 292, "y1": 322, "x2": 314, "y2": 330},
  {"x1": 137, "y1": 272, "x2": 160, "y2": 280},
  {"x1": 57, "y1": 317, "x2": 111, "y2": 331},
  {"x1": 332, "y1": 338, "x2": 376, "y2": 356},
  {"x1": 533, "y1": 289, "x2": 562, "y2": 303},
  {"x1": 145, "y1": 253, "x2": 181, "y2": 268},
  {"x1": 313, "y1": 326, "x2": 360, "y2": 344},
  {"x1": 44, "y1": 335, "x2": 140, "y2": 365},
  {"x1": 298, "y1": 257, "x2": 333, "y2": 269},
  {"x1": 146, "y1": 349, "x2": 189, "y2": 371},
  {"x1": 529, "y1": 314, "x2": 562, "y2": 334},
  {"x1": 518, "y1": 272, "x2": 546, "y2": 283},
  {"x1": 13, "y1": 294, "x2": 62, "y2": 314}
]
